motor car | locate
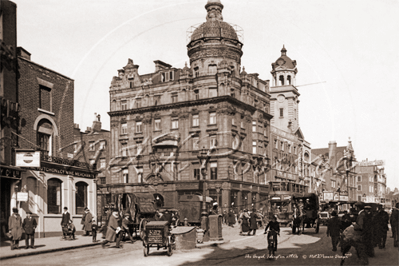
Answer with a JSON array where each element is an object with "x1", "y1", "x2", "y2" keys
[{"x1": 319, "y1": 211, "x2": 330, "y2": 226}]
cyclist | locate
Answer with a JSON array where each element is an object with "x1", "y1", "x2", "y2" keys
[{"x1": 264, "y1": 215, "x2": 280, "y2": 258}]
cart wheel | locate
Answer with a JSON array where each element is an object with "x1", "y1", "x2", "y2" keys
[{"x1": 167, "y1": 244, "x2": 173, "y2": 256}]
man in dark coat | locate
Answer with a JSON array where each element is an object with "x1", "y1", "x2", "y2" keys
[
  {"x1": 248, "y1": 209, "x2": 258, "y2": 236},
  {"x1": 228, "y1": 209, "x2": 236, "y2": 227},
  {"x1": 84, "y1": 209, "x2": 93, "y2": 236},
  {"x1": 341, "y1": 211, "x2": 352, "y2": 230},
  {"x1": 121, "y1": 213, "x2": 134, "y2": 243},
  {"x1": 390, "y1": 203, "x2": 399, "y2": 247},
  {"x1": 81, "y1": 207, "x2": 88, "y2": 234},
  {"x1": 363, "y1": 206, "x2": 375, "y2": 257},
  {"x1": 327, "y1": 211, "x2": 341, "y2": 251},
  {"x1": 374, "y1": 207, "x2": 389, "y2": 249},
  {"x1": 8, "y1": 208, "x2": 22, "y2": 250},
  {"x1": 102, "y1": 211, "x2": 121, "y2": 248},
  {"x1": 61, "y1": 207, "x2": 71, "y2": 239},
  {"x1": 22, "y1": 211, "x2": 37, "y2": 249}
]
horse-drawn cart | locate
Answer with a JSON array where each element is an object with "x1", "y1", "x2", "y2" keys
[{"x1": 142, "y1": 221, "x2": 175, "y2": 257}]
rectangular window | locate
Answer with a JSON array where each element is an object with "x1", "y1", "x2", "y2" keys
[
  {"x1": 121, "y1": 100, "x2": 127, "y2": 110},
  {"x1": 357, "y1": 176, "x2": 362, "y2": 182},
  {"x1": 357, "y1": 185, "x2": 362, "y2": 191},
  {"x1": 279, "y1": 108, "x2": 284, "y2": 117},
  {"x1": 209, "y1": 112, "x2": 216, "y2": 125},
  {"x1": 194, "y1": 90, "x2": 199, "y2": 100},
  {"x1": 281, "y1": 142, "x2": 284, "y2": 151},
  {"x1": 89, "y1": 141, "x2": 95, "y2": 151},
  {"x1": 121, "y1": 123, "x2": 127, "y2": 135},
  {"x1": 193, "y1": 163, "x2": 200, "y2": 180},
  {"x1": 37, "y1": 132, "x2": 51, "y2": 156},
  {"x1": 252, "y1": 121, "x2": 257, "y2": 132},
  {"x1": 274, "y1": 139, "x2": 278, "y2": 149},
  {"x1": 100, "y1": 159, "x2": 106, "y2": 169},
  {"x1": 171, "y1": 94, "x2": 178, "y2": 103},
  {"x1": 123, "y1": 169, "x2": 129, "y2": 183},
  {"x1": 154, "y1": 95, "x2": 161, "y2": 106},
  {"x1": 169, "y1": 71, "x2": 174, "y2": 81},
  {"x1": 135, "y1": 99, "x2": 141, "y2": 108},
  {"x1": 121, "y1": 144, "x2": 127, "y2": 157},
  {"x1": 209, "y1": 88, "x2": 218, "y2": 98},
  {"x1": 39, "y1": 85, "x2": 51, "y2": 111},
  {"x1": 252, "y1": 140, "x2": 257, "y2": 154},
  {"x1": 161, "y1": 73, "x2": 166, "y2": 82},
  {"x1": 232, "y1": 117, "x2": 235, "y2": 126},
  {"x1": 288, "y1": 144, "x2": 291, "y2": 153},
  {"x1": 240, "y1": 121, "x2": 244, "y2": 129},
  {"x1": 193, "y1": 137, "x2": 199, "y2": 150},
  {"x1": 137, "y1": 166, "x2": 143, "y2": 183},
  {"x1": 154, "y1": 119, "x2": 161, "y2": 131},
  {"x1": 210, "y1": 162, "x2": 217, "y2": 180},
  {"x1": 172, "y1": 118, "x2": 179, "y2": 129},
  {"x1": 358, "y1": 195, "x2": 362, "y2": 201},
  {"x1": 136, "y1": 121, "x2": 142, "y2": 133},
  {"x1": 192, "y1": 114, "x2": 199, "y2": 127},
  {"x1": 210, "y1": 137, "x2": 217, "y2": 147}
]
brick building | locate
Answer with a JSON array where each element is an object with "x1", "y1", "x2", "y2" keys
[
  {"x1": 355, "y1": 159, "x2": 386, "y2": 204},
  {"x1": 312, "y1": 140, "x2": 357, "y2": 202},
  {"x1": 14, "y1": 47, "x2": 98, "y2": 237},
  {"x1": 0, "y1": 0, "x2": 26, "y2": 237},
  {"x1": 268, "y1": 46, "x2": 312, "y2": 191},
  {"x1": 73, "y1": 114, "x2": 110, "y2": 221},
  {"x1": 101, "y1": 0, "x2": 274, "y2": 213}
]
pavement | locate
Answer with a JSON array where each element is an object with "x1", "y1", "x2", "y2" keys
[
  {"x1": 0, "y1": 235, "x2": 102, "y2": 260},
  {"x1": 0, "y1": 223, "x2": 239, "y2": 260}
]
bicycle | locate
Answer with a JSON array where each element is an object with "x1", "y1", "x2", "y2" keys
[{"x1": 264, "y1": 229, "x2": 279, "y2": 259}]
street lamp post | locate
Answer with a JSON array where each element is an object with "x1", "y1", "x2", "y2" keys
[{"x1": 198, "y1": 148, "x2": 209, "y2": 230}]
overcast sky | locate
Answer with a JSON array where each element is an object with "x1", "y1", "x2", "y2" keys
[{"x1": 13, "y1": 0, "x2": 399, "y2": 189}]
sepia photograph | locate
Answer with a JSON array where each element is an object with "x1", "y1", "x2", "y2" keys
[{"x1": 1, "y1": 0, "x2": 398, "y2": 265}]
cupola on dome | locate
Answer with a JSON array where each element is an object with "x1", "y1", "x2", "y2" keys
[{"x1": 190, "y1": 0, "x2": 239, "y2": 42}]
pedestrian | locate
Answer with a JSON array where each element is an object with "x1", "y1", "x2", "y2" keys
[
  {"x1": 341, "y1": 210, "x2": 352, "y2": 230},
  {"x1": 264, "y1": 215, "x2": 280, "y2": 256},
  {"x1": 353, "y1": 203, "x2": 369, "y2": 265},
  {"x1": 363, "y1": 206, "x2": 375, "y2": 258},
  {"x1": 248, "y1": 209, "x2": 258, "y2": 236},
  {"x1": 228, "y1": 209, "x2": 236, "y2": 227},
  {"x1": 102, "y1": 210, "x2": 121, "y2": 249},
  {"x1": 239, "y1": 209, "x2": 250, "y2": 236},
  {"x1": 8, "y1": 207, "x2": 22, "y2": 250},
  {"x1": 154, "y1": 209, "x2": 163, "y2": 221},
  {"x1": 327, "y1": 211, "x2": 341, "y2": 251},
  {"x1": 390, "y1": 203, "x2": 399, "y2": 247},
  {"x1": 209, "y1": 202, "x2": 219, "y2": 215},
  {"x1": 81, "y1": 207, "x2": 88, "y2": 233},
  {"x1": 121, "y1": 213, "x2": 134, "y2": 243},
  {"x1": 22, "y1": 211, "x2": 37, "y2": 249},
  {"x1": 163, "y1": 209, "x2": 173, "y2": 225},
  {"x1": 91, "y1": 219, "x2": 98, "y2": 242},
  {"x1": 67, "y1": 220, "x2": 76, "y2": 240},
  {"x1": 61, "y1": 207, "x2": 70, "y2": 240},
  {"x1": 84, "y1": 209, "x2": 93, "y2": 236},
  {"x1": 374, "y1": 207, "x2": 389, "y2": 249}
]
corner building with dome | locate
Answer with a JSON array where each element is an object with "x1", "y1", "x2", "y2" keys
[{"x1": 101, "y1": 0, "x2": 310, "y2": 214}]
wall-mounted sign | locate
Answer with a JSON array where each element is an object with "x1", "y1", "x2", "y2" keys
[
  {"x1": 340, "y1": 196, "x2": 349, "y2": 202},
  {"x1": 17, "y1": 192, "x2": 28, "y2": 202},
  {"x1": 323, "y1": 192, "x2": 334, "y2": 201},
  {"x1": 16, "y1": 151, "x2": 41, "y2": 167}
]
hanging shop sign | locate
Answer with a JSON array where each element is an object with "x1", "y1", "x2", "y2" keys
[
  {"x1": 15, "y1": 150, "x2": 41, "y2": 167},
  {"x1": 17, "y1": 192, "x2": 28, "y2": 202}
]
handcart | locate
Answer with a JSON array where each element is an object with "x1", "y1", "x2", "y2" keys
[{"x1": 142, "y1": 221, "x2": 174, "y2": 257}]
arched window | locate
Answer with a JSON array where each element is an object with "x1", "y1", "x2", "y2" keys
[
  {"x1": 47, "y1": 178, "x2": 62, "y2": 214},
  {"x1": 279, "y1": 75, "x2": 285, "y2": 86},
  {"x1": 287, "y1": 75, "x2": 291, "y2": 85},
  {"x1": 208, "y1": 65, "x2": 217, "y2": 75},
  {"x1": 37, "y1": 119, "x2": 53, "y2": 156},
  {"x1": 76, "y1": 182, "x2": 88, "y2": 214}
]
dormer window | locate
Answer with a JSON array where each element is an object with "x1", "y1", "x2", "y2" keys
[{"x1": 161, "y1": 71, "x2": 174, "y2": 82}]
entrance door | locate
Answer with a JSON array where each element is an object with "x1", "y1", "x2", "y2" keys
[{"x1": 1, "y1": 178, "x2": 12, "y2": 238}]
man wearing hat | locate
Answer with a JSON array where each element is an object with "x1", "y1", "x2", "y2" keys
[
  {"x1": 121, "y1": 213, "x2": 134, "y2": 243},
  {"x1": 209, "y1": 202, "x2": 219, "y2": 215},
  {"x1": 22, "y1": 211, "x2": 37, "y2": 249},
  {"x1": 8, "y1": 207, "x2": 22, "y2": 250},
  {"x1": 327, "y1": 211, "x2": 341, "y2": 251},
  {"x1": 102, "y1": 210, "x2": 122, "y2": 248},
  {"x1": 83, "y1": 208, "x2": 93, "y2": 236},
  {"x1": 61, "y1": 207, "x2": 70, "y2": 239},
  {"x1": 354, "y1": 204, "x2": 374, "y2": 264},
  {"x1": 390, "y1": 202, "x2": 399, "y2": 247}
]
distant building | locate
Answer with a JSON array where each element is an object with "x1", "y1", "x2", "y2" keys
[
  {"x1": 312, "y1": 140, "x2": 357, "y2": 202},
  {"x1": 104, "y1": 0, "x2": 273, "y2": 212},
  {"x1": 355, "y1": 159, "x2": 386, "y2": 204},
  {"x1": 15, "y1": 47, "x2": 97, "y2": 237},
  {"x1": 74, "y1": 114, "x2": 110, "y2": 221}
]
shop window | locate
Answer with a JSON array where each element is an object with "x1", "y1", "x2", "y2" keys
[
  {"x1": 75, "y1": 182, "x2": 88, "y2": 215},
  {"x1": 47, "y1": 178, "x2": 62, "y2": 214}
]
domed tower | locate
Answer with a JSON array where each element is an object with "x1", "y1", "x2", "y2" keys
[
  {"x1": 270, "y1": 46, "x2": 300, "y2": 131},
  {"x1": 187, "y1": 0, "x2": 243, "y2": 77},
  {"x1": 271, "y1": 45, "x2": 297, "y2": 86}
]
